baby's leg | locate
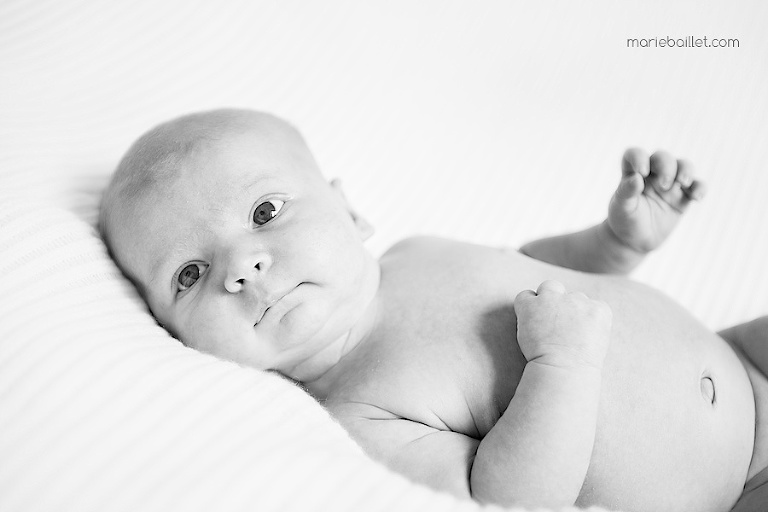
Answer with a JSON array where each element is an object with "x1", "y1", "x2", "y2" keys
[
  {"x1": 719, "y1": 316, "x2": 768, "y2": 372},
  {"x1": 720, "y1": 316, "x2": 768, "y2": 506}
]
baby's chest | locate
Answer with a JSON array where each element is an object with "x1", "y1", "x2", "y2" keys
[
  {"x1": 340, "y1": 288, "x2": 527, "y2": 438},
  {"x1": 336, "y1": 238, "x2": 594, "y2": 437},
  {"x1": 345, "y1": 345, "x2": 519, "y2": 439}
]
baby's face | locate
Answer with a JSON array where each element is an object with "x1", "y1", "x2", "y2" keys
[{"x1": 110, "y1": 128, "x2": 380, "y2": 379}]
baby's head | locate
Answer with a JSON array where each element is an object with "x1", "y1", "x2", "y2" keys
[{"x1": 100, "y1": 109, "x2": 379, "y2": 379}]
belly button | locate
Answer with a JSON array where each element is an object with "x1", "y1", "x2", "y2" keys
[{"x1": 700, "y1": 375, "x2": 716, "y2": 405}]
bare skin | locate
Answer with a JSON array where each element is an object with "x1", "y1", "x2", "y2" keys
[
  {"x1": 100, "y1": 110, "x2": 765, "y2": 512},
  {"x1": 326, "y1": 237, "x2": 755, "y2": 512}
]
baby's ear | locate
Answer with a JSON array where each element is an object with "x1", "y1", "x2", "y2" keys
[{"x1": 330, "y1": 179, "x2": 375, "y2": 240}]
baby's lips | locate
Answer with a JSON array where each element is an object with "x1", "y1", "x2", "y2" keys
[
  {"x1": 253, "y1": 284, "x2": 303, "y2": 325},
  {"x1": 253, "y1": 308, "x2": 267, "y2": 326},
  {"x1": 253, "y1": 303, "x2": 273, "y2": 325},
  {"x1": 253, "y1": 295, "x2": 285, "y2": 325}
]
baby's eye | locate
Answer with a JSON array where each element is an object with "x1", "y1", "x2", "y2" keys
[
  {"x1": 176, "y1": 262, "x2": 207, "y2": 291},
  {"x1": 252, "y1": 199, "x2": 285, "y2": 226}
]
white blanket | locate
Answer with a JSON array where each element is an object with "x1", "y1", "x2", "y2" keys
[{"x1": 1, "y1": 1, "x2": 766, "y2": 511}]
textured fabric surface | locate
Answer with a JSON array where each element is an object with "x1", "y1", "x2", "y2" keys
[{"x1": 1, "y1": 1, "x2": 767, "y2": 511}]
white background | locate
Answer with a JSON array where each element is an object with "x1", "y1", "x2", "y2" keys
[{"x1": 1, "y1": 0, "x2": 766, "y2": 329}]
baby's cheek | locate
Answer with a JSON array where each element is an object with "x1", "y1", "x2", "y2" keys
[
  {"x1": 301, "y1": 225, "x2": 361, "y2": 272},
  {"x1": 177, "y1": 300, "x2": 231, "y2": 353}
]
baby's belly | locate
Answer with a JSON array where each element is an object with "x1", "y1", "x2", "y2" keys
[
  {"x1": 518, "y1": 261, "x2": 755, "y2": 512},
  {"x1": 376, "y1": 240, "x2": 755, "y2": 512},
  {"x1": 580, "y1": 281, "x2": 753, "y2": 511}
]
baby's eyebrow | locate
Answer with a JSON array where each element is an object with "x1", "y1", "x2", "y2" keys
[{"x1": 245, "y1": 175, "x2": 272, "y2": 192}]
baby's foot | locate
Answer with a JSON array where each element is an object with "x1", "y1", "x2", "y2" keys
[{"x1": 608, "y1": 148, "x2": 706, "y2": 253}]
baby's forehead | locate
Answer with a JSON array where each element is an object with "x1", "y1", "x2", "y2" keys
[
  {"x1": 103, "y1": 109, "x2": 317, "y2": 235},
  {"x1": 134, "y1": 140, "x2": 308, "y2": 216}
]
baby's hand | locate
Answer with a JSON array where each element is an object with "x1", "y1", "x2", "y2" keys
[
  {"x1": 514, "y1": 280, "x2": 612, "y2": 370},
  {"x1": 608, "y1": 148, "x2": 706, "y2": 253}
]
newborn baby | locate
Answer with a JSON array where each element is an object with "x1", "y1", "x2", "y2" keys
[{"x1": 99, "y1": 109, "x2": 768, "y2": 512}]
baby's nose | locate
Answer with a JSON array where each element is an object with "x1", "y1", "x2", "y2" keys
[{"x1": 223, "y1": 249, "x2": 272, "y2": 293}]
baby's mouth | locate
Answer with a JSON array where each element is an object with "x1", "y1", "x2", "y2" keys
[
  {"x1": 254, "y1": 306, "x2": 271, "y2": 325},
  {"x1": 253, "y1": 295, "x2": 284, "y2": 326},
  {"x1": 252, "y1": 284, "x2": 302, "y2": 326}
]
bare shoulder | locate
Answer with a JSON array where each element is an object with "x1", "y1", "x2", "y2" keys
[
  {"x1": 383, "y1": 235, "x2": 455, "y2": 256},
  {"x1": 380, "y1": 236, "x2": 464, "y2": 272},
  {"x1": 383, "y1": 235, "x2": 511, "y2": 260},
  {"x1": 328, "y1": 400, "x2": 478, "y2": 499}
]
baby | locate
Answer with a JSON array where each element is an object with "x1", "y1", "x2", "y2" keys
[{"x1": 99, "y1": 109, "x2": 768, "y2": 512}]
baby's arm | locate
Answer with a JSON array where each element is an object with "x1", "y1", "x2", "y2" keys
[
  {"x1": 337, "y1": 282, "x2": 611, "y2": 508},
  {"x1": 520, "y1": 220, "x2": 642, "y2": 274},
  {"x1": 471, "y1": 281, "x2": 612, "y2": 507},
  {"x1": 521, "y1": 149, "x2": 705, "y2": 275}
]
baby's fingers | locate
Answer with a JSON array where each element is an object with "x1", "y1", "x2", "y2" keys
[
  {"x1": 515, "y1": 280, "x2": 566, "y2": 303},
  {"x1": 647, "y1": 152, "x2": 706, "y2": 210},
  {"x1": 622, "y1": 148, "x2": 650, "y2": 179},
  {"x1": 649, "y1": 150, "x2": 678, "y2": 192},
  {"x1": 676, "y1": 159, "x2": 706, "y2": 201},
  {"x1": 682, "y1": 178, "x2": 706, "y2": 202},
  {"x1": 536, "y1": 280, "x2": 566, "y2": 295},
  {"x1": 614, "y1": 171, "x2": 644, "y2": 207},
  {"x1": 616, "y1": 148, "x2": 649, "y2": 210},
  {"x1": 670, "y1": 159, "x2": 706, "y2": 208},
  {"x1": 673, "y1": 158, "x2": 694, "y2": 188}
]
